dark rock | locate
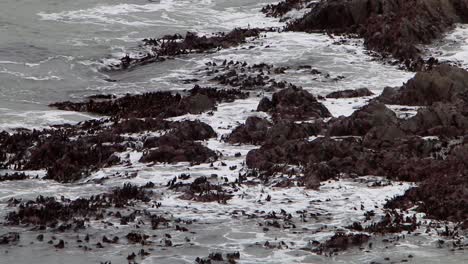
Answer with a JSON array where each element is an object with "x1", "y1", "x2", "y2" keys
[
  {"x1": 400, "y1": 101, "x2": 468, "y2": 137},
  {"x1": 327, "y1": 102, "x2": 399, "y2": 136},
  {"x1": 6, "y1": 183, "x2": 151, "y2": 227},
  {"x1": 378, "y1": 65, "x2": 468, "y2": 105},
  {"x1": 315, "y1": 232, "x2": 370, "y2": 253},
  {"x1": 50, "y1": 86, "x2": 249, "y2": 119},
  {"x1": 0, "y1": 232, "x2": 20, "y2": 245},
  {"x1": 226, "y1": 117, "x2": 272, "y2": 145},
  {"x1": 172, "y1": 176, "x2": 233, "y2": 203},
  {"x1": 54, "y1": 239, "x2": 65, "y2": 249},
  {"x1": 326, "y1": 88, "x2": 374, "y2": 99},
  {"x1": 126, "y1": 232, "x2": 149, "y2": 245},
  {"x1": 0, "y1": 172, "x2": 28, "y2": 182},
  {"x1": 288, "y1": 0, "x2": 468, "y2": 63},
  {"x1": 115, "y1": 28, "x2": 265, "y2": 70},
  {"x1": 257, "y1": 86, "x2": 331, "y2": 121},
  {"x1": 262, "y1": 0, "x2": 313, "y2": 18},
  {"x1": 386, "y1": 144, "x2": 468, "y2": 222},
  {"x1": 141, "y1": 135, "x2": 217, "y2": 164}
]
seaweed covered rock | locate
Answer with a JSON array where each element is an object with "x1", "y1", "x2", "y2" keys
[
  {"x1": 327, "y1": 102, "x2": 400, "y2": 136},
  {"x1": 314, "y1": 232, "x2": 370, "y2": 254},
  {"x1": 171, "y1": 176, "x2": 233, "y2": 203},
  {"x1": 116, "y1": 28, "x2": 264, "y2": 70},
  {"x1": 262, "y1": 0, "x2": 314, "y2": 18},
  {"x1": 257, "y1": 86, "x2": 331, "y2": 121},
  {"x1": 0, "y1": 232, "x2": 20, "y2": 245},
  {"x1": 226, "y1": 116, "x2": 272, "y2": 145},
  {"x1": 378, "y1": 65, "x2": 468, "y2": 105},
  {"x1": 326, "y1": 88, "x2": 374, "y2": 99},
  {"x1": 0, "y1": 172, "x2": 28, "y2": 182},
  {"x1": 5, "y1": 184, "x2": 151, "y2": 228},
  {"x1": 247, "y1": 135, "x2": 445, "y2": 182},
  {"x1": 400, "y1": 101, "x2": 468, "y2": 137},
  {"x1": 288, "y1": 0, "x2": 468, "y2": 62},
  {"x1": 50, "y1": 86, "x2": 249, "y2": 119},
  {"x1": 386, "y1": 142, "x2": 468, "y2": 222},
  {"x1": 226, "y1": 117, "x2": 322, "y2": 145},
  {"x1": 141, "y1": 135, "x2": 217, "y2": 164}
]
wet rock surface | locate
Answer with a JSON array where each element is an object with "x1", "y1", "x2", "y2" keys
[
  {"x1": 327, "y1": 102, "x2": 399, "y2": 136},
  {"x1": 50, "y1": 86, "x2": 249, "y2": 119},
  {"x1": 0, "y1": 118, "x2": 218, "y2": 182},
  {"x1": 226, "y1": 116, "x2": 322, "y2": 145},
  {"x1": 5, "y1": 183, "x2": 151, "y2": 228},
  {"x1": 257, "y1": 86, "x2": 331, "y2": 121},
  {"x1": 140, "y1": 135, "x2": 217, "y2": 164},
  {"x1": 287, "y1": 0, "x2": 468, "y2": 67},
  {"x1": 378, "y1": 64, "x2": 468, "y2": 105},
  {"x1": 262, "y1": 0, "x2": 315, "y2": 19},
  {"x1": 171, "y1": 176, "x2": 234, "y2": 203},
  {"x1": 248, "y1": 63, "x2": 468, "y2": 226},
  {"x1": 313, "y1": 232, "x2": 370, "y2": 255},
  {"x1": 0, "y1": 172, "x2": 29, "y2": 182},
  {"x1": 1, "y1": 1, "x2": 468, "y2": 262},
  {"x1": 325, "y1": 88, "x2": 374, "y2": 99},
  {"x1": 112, "y1": 28, "x2": 268, "y2": 70}
]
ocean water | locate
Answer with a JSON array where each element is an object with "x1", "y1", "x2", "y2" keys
[{"x1": 0, "y1": 1, "x2": 467, "y2": 263}]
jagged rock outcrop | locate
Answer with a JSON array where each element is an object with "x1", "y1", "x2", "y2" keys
[
  {"x1": 288, "y1": 0, "x2": 468, "y2": 63},
  {"x1": 257, "y1": 86, "x2": 331, "y2": 121}
]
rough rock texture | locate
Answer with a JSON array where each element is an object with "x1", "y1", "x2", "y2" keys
[
  {"x1": 116, "y1": 28, "x2": 265, "y2": 70},
  {"x1": 226, "y1": 117, "x2": 322, "y2": 145},
  {"x1": 400, "y1": 101, "x2": 468, "y2": 137},
  {"x1": 386, "y1": 142, "x2": 468, "y2": 222},
  {"x1": 314, "y1": 232, "x2": 370, "y2": 254},
  {"x1": 226, "y1": 117, "x2": 272, "y2": 145},
  {"x1": 50, "y1": 86, "x2": 249, "y2": 119},
  {"x1": 378, "y1": 64, "x2": 468, "y2": 105},
  {"x1": 172, "y1": 176, "x2": 233, "y2": 203},
  {"x1": 248, "y1": 65, "x2": 468, "y2": 222},
  {"x1": 257, "y1": 86, "x2": 331, "y2": 121},
  {"x1": 262, "y1": 0, "x2": 314, "y2": 18},
  {"x1": 327, "y1": 102, "x2": 399, "y2": 136},
  {"x1": 141, "y1": 135, "x2": 217, "y2": 164},
  {"x1": 0, "y1": 118, "x2": 217, "y2": 182},
  {"x1": 248, "y1": 135, "x2": 446, "y2": 181},
  {"x1": 0, "y1": 232, "x2": 20, "y2": 245},
  {"x1": 288, "y1": 0, "x2": 468, "y2": 63},
  {"x1": 5, "y1": 184, "x2": 151, "y2": 228},
  {"x1": 325, "y1": 88, "x2": 374, "y2": 99},
  {"x1": 0, "y1": 172, "x2": 28, "y2": 182}
]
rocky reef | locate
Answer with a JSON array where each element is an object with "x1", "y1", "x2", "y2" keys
[{"x1": 287, "y1": 0, "x2": 468, "y2": 69}]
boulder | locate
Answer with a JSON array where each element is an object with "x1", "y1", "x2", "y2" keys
[{"x1": 257, "y1": 87, "x2": 331, "y2": 121}]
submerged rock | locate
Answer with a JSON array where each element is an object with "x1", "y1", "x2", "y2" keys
[
  {"x1": 0, "y1": 232, "x2": 20, "y2": 245},
  {"x1": 5, "y1": 183, "x2": 151, "y2": 228},
  {"x1": 314, "y1": 232, "x2": 370, "y2": 254},
  {"x1": 172, "y1": 176, "x2": 233, "y2": 203}
]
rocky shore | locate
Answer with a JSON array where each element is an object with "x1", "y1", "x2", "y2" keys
[{"x1": 1, "y1": 0, "x2": 467, "y2": 263}]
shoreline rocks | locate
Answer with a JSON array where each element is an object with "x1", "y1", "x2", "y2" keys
[
  {"x1": 257, "y1": 86, "x2": 331, "y2": 121},
  {"x1": 287, "y1": 0, "x2": 468, "y2": 69},
  {"x1": 112, "y1": 28, "x2": 270, "y2": 70}
]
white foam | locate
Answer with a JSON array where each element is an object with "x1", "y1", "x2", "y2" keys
[{"x1": 428, "y1": 24, "x2": 468, "y2": 68}]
